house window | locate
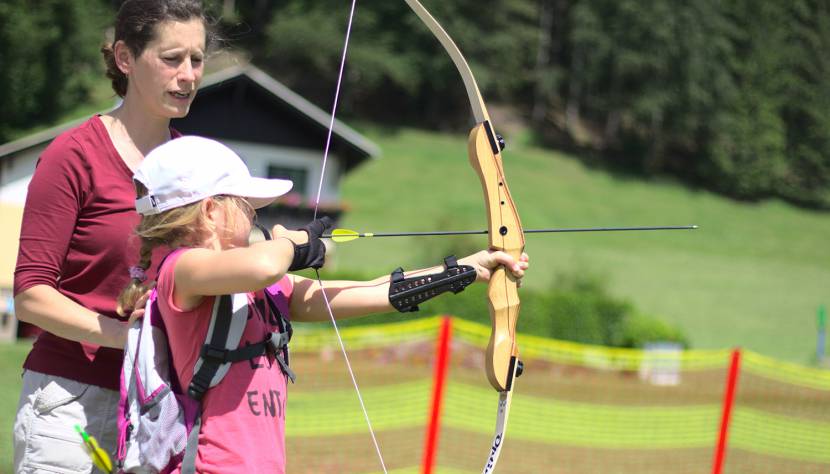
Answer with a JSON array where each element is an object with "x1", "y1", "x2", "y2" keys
[{"x1": 267, "y1": 165, "x2": 307, "y2": 196}]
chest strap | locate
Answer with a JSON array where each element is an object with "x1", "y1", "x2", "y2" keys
[
  {"x1": 187, "y1": 291, "x2": 295, "y2": 401},
  {"x1": 189, "y1": 330, "x2": 295, "y2": 399}
]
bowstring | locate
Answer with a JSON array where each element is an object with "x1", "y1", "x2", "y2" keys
[{"x1": 310, "y1": 1, "x2": 388, "y2": 472}]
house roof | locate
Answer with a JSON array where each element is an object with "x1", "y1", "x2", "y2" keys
[
  {"x1": 0, "y1": 64, "x2": 380, "y2": 166},
  {"x1": 0, "y1": 116, "x2": 89, "y2": 159},
  {"x1": 170, "y1": 65, "x2": 379, "y2": 170}
]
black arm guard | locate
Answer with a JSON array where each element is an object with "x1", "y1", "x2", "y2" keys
[
  {"x1": 289, "y1": 217, "x2": 332, "y2": 271},
  {"x1": 252, "y1": 219, "x2": 330, "y2": 271},
  {"x1": 388, "y1": 256, "x2": 477, "y2": 313}
]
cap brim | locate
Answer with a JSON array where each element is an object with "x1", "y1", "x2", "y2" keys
[{"x1": 230, "y1": 177, "x2": 294, "y2": 209}]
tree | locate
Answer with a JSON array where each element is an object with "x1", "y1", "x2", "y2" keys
[
  {"x1": 0, "y1": 0, "x2": 109, "y2": 141},
  {"x1": 251, "y1": 0, "x2": 538, "y2": 128}
]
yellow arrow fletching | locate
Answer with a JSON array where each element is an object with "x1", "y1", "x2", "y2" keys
[
  {"x1": 330, "y1": 228, "x2": 361, "y2": 243},
  {"x1": 75, "y1": 425, "x2": 113, "y2": 473}
]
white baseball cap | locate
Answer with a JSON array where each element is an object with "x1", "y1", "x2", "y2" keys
[{"x1": 134, "y1": 136, "x2": 293, "y2": 215}]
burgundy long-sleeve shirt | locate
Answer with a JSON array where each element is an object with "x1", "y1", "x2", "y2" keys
[{"x1": 14, "y1": 116, "x2": 173, "y2": 390}]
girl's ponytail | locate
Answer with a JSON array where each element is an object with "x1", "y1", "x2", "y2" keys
[{"x1": 117, "y1": 238, "x2": 155, "y2": 317}]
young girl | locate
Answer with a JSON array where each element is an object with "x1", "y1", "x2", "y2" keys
[{"x1": 118, "y1": 136, "x2": 529, "y2": 473}]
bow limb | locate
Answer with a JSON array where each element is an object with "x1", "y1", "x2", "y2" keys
[
  {"x1": 403, "y1": 1, "x2": 525, "y2": 471},
  {"x1": 402, "y1": 0, "x2": 489, "y2": 123}
]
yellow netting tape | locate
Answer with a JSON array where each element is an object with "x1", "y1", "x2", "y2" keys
[
  {"x1": 291, "y1": 316, "x2": 442, "y2": 352},
  {"x1": 730, "y1": 407, "x2": 830, "y2": 462},
  {"x1": 284, "y1": 316, "x2": 829, "y2": 469},
  {"x1": 450, "y1": 318, "x2": 732, "y2": 371},
  {"x1": 741, "y1": 350, "x2": 830, "y2": 391}
]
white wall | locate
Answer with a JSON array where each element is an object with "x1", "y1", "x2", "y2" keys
[
  {"x1": 0, "y1": 147, "x2": 43, "y2": 206},
  {"x1": 224, "y1": 140, "x2": 342, "y2": 205},
  {"x1": 0, "y1": 141, "x2": 344, "y2": 207}
]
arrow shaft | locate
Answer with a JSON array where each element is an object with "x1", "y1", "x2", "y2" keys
[
  {"x1": 527, "y1": 225, "x2": 697, "y2": 233},
  {"x1": 324, "y1": 225, "x2": 697, "y2": 239}
]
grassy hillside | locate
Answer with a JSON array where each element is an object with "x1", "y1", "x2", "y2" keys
[{"x1": 326, "y1": 126, "x2": 830, "y2": 364}]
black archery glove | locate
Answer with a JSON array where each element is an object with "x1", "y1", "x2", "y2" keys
[{"x1": 288, "y1": 216, "x2": 333, "y2": 271}]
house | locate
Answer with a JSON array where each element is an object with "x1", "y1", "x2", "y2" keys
[
  {"x1": 0, "y1": 64, "x2": 379, "y2": 340},
  {"x1": 171, "y1": 64, "x2": 379, "y2": 228}
]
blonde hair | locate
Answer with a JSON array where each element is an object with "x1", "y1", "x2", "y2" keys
[{"x1": 117, "y1": 182, "x2": 255, "y2": 315}]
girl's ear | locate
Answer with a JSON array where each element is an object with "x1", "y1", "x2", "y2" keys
[
  {"x1": 202, "y1": 198, "x2": 219, "y2": 225},
  {"x1": 113, "y1": 40, "x2": 134, "y2": 76},
  {"x1": 199, "y1": 198, "x2": 222, "y2": 243}
]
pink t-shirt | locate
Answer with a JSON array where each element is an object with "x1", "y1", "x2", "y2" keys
[{"x1": 157, "y1": 249, "x2": 291, "y2": 474}]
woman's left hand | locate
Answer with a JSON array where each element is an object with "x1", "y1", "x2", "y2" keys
[
  {"x1": 459, "y1": 250, "x2": 530, "y2": 285},
  {"x1": 127, "y1": 287, "x2": 153, "y2": 325}
]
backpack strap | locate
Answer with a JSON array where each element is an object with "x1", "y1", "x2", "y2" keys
[
  {"x1": 187, "y1": 293, "x2": 296, "y2": 400},
  {"x1": 187, "y1": 293, "x2": 248, "y2": 400},
  {"x1": 266, "y1": 331, "x2": 296, "y2": 383},
  {"x1": 181, "y1": 413, "x2": 202, "y2": 474},
  {"x1": 264, "y1": 290, "x2": 295, "y2": 382},
  {"x1": 180, "y1": 290, "x2": 294, "y2": 474}
]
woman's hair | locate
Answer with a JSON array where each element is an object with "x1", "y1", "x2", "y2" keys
[
  {"x1": 101, "y1": 0, "x2": 216, "y2": 97},
  {"x1": 117, "y1": 181, "x2": 254, "y2": 315}
]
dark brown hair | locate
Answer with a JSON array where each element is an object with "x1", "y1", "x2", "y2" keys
[{"x1": 101, "y1": 0, "x2": 215, "y2": 97}]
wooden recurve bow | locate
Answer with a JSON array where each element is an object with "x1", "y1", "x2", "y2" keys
[
  {"x1": 402, "y1": 2, "x2": 526, "y2": 472},
  {"x1": 316, "y1": 2, "x2": 525, "y2": 471}
]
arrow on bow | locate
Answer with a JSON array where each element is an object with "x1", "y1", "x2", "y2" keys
[{"x1": 324, "y1": 225, "x2": 698, "y2": 242}]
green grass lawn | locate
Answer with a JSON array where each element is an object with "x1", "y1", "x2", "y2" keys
[
  {"x1": 328, "y1": 126, "x2": 830, "y2": 364},
  {"x1": 0, "y1": 341, "x2": 32, "y2": 472}
]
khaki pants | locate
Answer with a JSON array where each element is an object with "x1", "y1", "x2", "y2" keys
[{"x1": 13, "y1": 370, "x2": 119, "y2": 474}]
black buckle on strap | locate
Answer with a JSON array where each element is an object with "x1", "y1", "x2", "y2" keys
[
  {"x1": 265, "y1": 332, "x2": 296, "y2": 383},
  {"x1": 200, "y1": 344, "x2": 230, "y2": 363},
  {"x1": 188, "y1": 373, "x2": 211, "y2": 400},
  {"x1": 266, "y1": 332, "x2": 290, "y2": 352}
]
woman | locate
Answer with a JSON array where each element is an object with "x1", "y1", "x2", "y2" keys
[{"x1": 12, "y1": 1, "x2": 212, "y2": 471}]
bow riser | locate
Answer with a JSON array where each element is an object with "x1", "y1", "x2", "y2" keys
[
  {"x1": 468, "y1": 123, "x2": 524, "y2": 392},
  {"x1": 467, "y1": 124, "x2": 524, "y2": 253}
]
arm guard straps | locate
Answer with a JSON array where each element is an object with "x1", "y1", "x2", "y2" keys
[{"x1": 389, "y1": 255, "x2": 477, "y2": 313}]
